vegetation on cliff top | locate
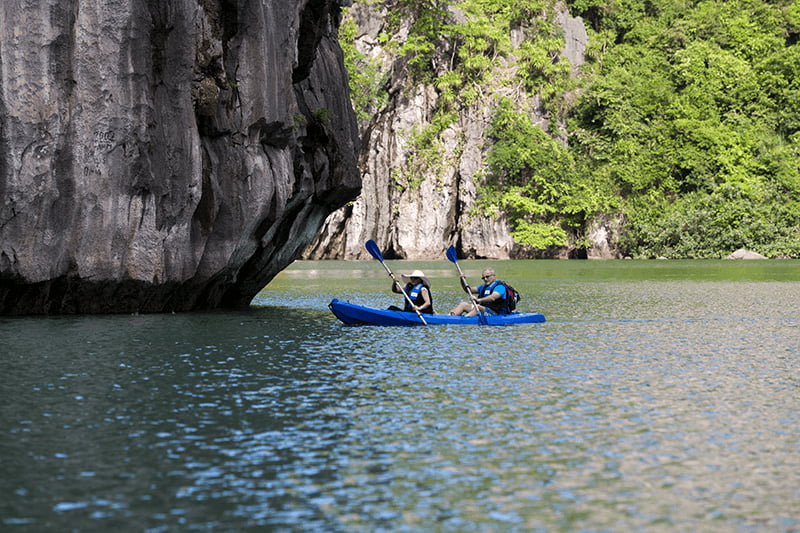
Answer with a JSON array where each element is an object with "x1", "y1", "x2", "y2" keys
[{"x1": 340, "y1": 0, "x2": 800, "y2": 258}]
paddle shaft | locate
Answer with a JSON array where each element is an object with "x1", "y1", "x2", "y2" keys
[
  {"x1": 366, "y1": 240, "x2": 427, "y2": 325},
  {"x1": 446, "y1": 245, "x2": 487, "y2": 322}
]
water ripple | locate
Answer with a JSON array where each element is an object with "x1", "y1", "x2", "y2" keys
[{"x1": 2, "y1": 268, "x2": 799, "y2": 532}]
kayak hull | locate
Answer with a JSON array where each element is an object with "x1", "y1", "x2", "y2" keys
[{"x1": 328, "y1": 298, "x2": 545, "y2": 326}]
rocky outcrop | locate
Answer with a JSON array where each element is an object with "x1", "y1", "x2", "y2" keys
[
  {"x1": 0, "y1": 0, "x2": 359, "y2": 314},
  {"x1": 304, "y1": 81, "x2": 513, "y2": 260},
  {"x1": 304, "y1": 2, "x2": 592, "y2": 260},
  {"x1": 726, "y1": 248, "x2": 767, "y2": 260},
  {"x1": 586, "y1": 215, "x2": 625, "y2": 259}
]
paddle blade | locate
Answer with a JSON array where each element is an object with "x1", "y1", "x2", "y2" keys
[
  {"x1": 365, "y1": 240, "x2": 384, "y2": 262},
  {"x1": 446, "y1": 245, "x2": 459, "y2": 263}
]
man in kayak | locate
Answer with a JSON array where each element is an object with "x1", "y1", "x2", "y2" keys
[
  {"x1": 449, "y1": 268, "x2": 509, "y2": 316},
  {"x1": 388, "y1": 270, "x2": 434, "y2": 314}
]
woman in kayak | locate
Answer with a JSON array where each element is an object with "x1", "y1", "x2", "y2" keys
[{"x1": 388, "y1": 270, "x2": 434, "y2": 314}]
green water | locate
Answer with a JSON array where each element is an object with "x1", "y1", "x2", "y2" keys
[{"x1": 1, "y1": 260, "x2": 798, "y2": 532}]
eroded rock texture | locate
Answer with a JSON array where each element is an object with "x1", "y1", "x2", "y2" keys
[
  {"x1": 304, "y1": 3, "x2": 592, "y2": 260},
  {"x1": 0, "y1": 0, "x2": 359, "y2": 314}
]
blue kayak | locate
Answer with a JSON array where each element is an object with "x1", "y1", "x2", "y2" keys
[{"x1": 328, "y1": 298, "x2": 546, "y2": 326}]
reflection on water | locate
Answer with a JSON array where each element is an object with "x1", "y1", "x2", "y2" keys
[{"x1": 1, "y1": 260, "x2": 799, "y2": 532}]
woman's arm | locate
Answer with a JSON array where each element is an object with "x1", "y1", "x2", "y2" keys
[{"x1": 417, "y1": 287, "x2": 432, "y2": 311}]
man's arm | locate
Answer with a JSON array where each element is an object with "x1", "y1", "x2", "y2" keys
[
  {"x1": 475, "y1": 291, "x2": 500, "y2": 305},
  {"x1": 460, "y1": 276, "x2": 479, "y2": 295}
]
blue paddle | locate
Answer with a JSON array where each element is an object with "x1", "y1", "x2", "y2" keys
[
  {"x1": 365, "y1": 240, "x2": 428, "y2": 325},
  {"x1": 446, "y1": 245, "x2": 487, "y2": 324}
]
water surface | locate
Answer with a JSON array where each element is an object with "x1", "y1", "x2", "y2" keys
[{"x1": 1, "y1": 260, "x2": 798, "y2": 531}]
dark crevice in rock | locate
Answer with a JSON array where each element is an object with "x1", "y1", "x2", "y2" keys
[{"x1": 294, "y1": 0, "x2": 329, "y2": 83}]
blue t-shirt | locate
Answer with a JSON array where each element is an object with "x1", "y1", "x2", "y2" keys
[
  {"x1": 478, "y1": 281, "x2": 508, "y2": 314},
  {"x1": 479, "y1": 281, "x2": 507, "y2": 299}
]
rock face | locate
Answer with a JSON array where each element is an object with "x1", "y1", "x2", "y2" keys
[
  {"x1": 586, "y1": 215, "x2": 625, "y2": 260},
  {"x1": 727, "y1": 249, "x2": 767, "y2": 260},
  {"x1": 305, "y1": 82, "x2": 509, "y2": 260},
  {"x1": 304, "y1": 3, "x2": 591, "y2": 260},
  {"x1": 0, "y1": 0, "x2": 359, "y2": 314}
]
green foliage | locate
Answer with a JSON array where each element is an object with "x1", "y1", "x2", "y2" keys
[
  {"x1": 623, "y1": 181, "x2": 800, "y2": 258},
  {"x1": 377, "y1": 0, "x2": 576, "y2": 194},
  {"x1": 390, "y1": 0, "x2": 452, "y2": 80},
  {"x1": 311, "y1": 107, "x2": 334, "y2": 124},
  {"x1": 479, "y1": 98, "x2": 613, "y2": 248},
  {"x1": 384, "y1": 0, "x2": 571, "y2": 107},
  {"x1": 510, "y1": 220, "x2": 569, "y2": 248},
  {"x1": 338, "y1": 11, "x2": 388, "y2": 128},
  {"x1": 568, "y1": 0, "x2": 800, "y2": 257},
  {"x1": 343, "y1": 0, "x2": 800, "y2": 257},
  {"x1": 395, "y1": 110, "x2": 460, "y2": 190}
]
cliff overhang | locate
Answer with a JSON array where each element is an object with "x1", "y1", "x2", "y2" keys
[{"x1": 0, "y1": 0, "x2": 359, "y2": 314}]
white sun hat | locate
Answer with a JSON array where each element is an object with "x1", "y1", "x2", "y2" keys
[{"x1": 401, "y1": 269, "x2": 431, "y2": 287}]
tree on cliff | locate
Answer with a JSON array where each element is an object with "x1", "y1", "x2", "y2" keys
[
  {"x1": 569, "y1": 0, "x2": 800, "y2": 258},
  {"x1": 338, "y1": 0, "x2": 800, "y2": 258}
]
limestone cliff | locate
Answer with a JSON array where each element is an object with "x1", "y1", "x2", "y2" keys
[
  {"x1": 304, "y1": 2, "x2": 604, "y2": 260},
  {"x1": 0, "y1": 0, "x2": 359, "y2": 314}
]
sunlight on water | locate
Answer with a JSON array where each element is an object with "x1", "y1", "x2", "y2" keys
[{"x1": 1, "y1": 260, "x2": 798, "y2": 532}]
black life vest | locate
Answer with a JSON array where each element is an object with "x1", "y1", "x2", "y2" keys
[
  {"x1": 405, "y1": 282, "x2": 434, "y2": 314},
  {"x1": 479, "y1": 280, "x2": 511, "y2": 314}
]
